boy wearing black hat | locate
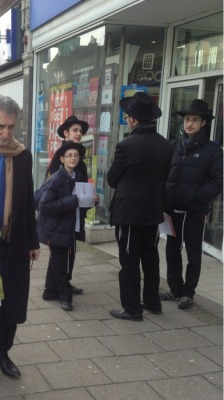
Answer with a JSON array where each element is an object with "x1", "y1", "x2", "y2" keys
[
  {"x1": 160, "y1": 99, "x2": 223, "y2": 309},
  {"x1": 45, "y1": 115, "x2": 89, "y2": 295},
  {"x1": 46, "y1": 115, "x2": 89, "y2": 181},
  {"x1": 37, "y1": 141, "x2": 98, "y2": 311},
  {"x1": 107, "y1": 92, "x2": 170, "y2": 320}
]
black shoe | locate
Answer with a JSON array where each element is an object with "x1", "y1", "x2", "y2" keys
[
  {"x1": 61, "y1": 301, "x2": 73, "y2": 311},
  {"x1": 0, "y1": 354, "x2": 21, "y2": 379},
  {"x1": 178, "y1": 296, "x2": 193, "y2": 310},
  {"x1": 71, "y1": 286, "x2": 84, "y2": 295},
  {"x1": 110, "y1": 310, "x2": 143, "y2": 321},
  {"x1": 159, "y1": 291, "x2": 181, "y2": 301},
  {"x1": 42, "y1": 293, "x2": 59, "y2": 301},
  {"x1": 142, "y1": 304, "x2": 162, "y2": 314}
]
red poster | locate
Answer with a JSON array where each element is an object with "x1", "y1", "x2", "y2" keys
[
  {"x1": 88, "y1": 77, "x2": 99, "y2": 107},
  {"x1": 48, "y1": 83, "x2": 73, "y2": 159},
  {"x1": 74, "y1": 109, "x2": 97, "y2": 134}
]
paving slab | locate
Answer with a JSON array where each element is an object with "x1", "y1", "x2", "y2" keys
[
  {"x1": 88, "y1": 381, "x2": 164, "y2": 400},
  {"x1": 144, "y1": 328, "x2": 214, "y2": 351},
  {"x1": 149, "y1": 376, "x2": 223, "y2": 400},
  {"x1": 197, "y1": 345, "x2": 223, "y2": 366},
  {"x1": 16, "y1": 323, "x2": 68, "y2": 342},
  {"x1": 56, "y1": 319, "x2": 116, "y2": 337},
  {"x1": 48, "y1": 337, "x2": 113, "y2": 359},
  {"x1": 98, "y1": 333, "x2": 163, "y2": 355},
  {"x1": 24, "y1": 388, "x2": 94, "y2": 400},
  {"x1": 10, "y1": 342, "x2": 60, "y2": 365},
  {"x1": 146, "y1": 349, "x2": 222, "y2": 377},
  {"x1": 93, "y1": 354, "x2": 167, "y2": 382},
  {"x1": 26, "y1": 308, "x2": 73, "y2": 324},
  {"x1": 191, "y1": 325, "x2": 223, "y2": 345},
  {"x1": 0, "y1": 365, "x2": 50, "y2": 397},
  {"x1": 38, "y1": 359, "x2": 111, "y2": 389},
  {"x1": 203, "y1": 371, "x2": 223, "y2": 390}
]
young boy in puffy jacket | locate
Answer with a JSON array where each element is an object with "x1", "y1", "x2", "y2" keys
[{"x1": 37, "y1": 141, "x2": 99, "y2": 311}]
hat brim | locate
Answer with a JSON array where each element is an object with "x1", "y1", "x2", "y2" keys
[
  {"x1": 176, "y1": 111, "x2": 214, "y2": 121},
  {"x1": 57, "y1": 119, "x2": 89, "y2": 138},
  {"x1": 120, "y1": 96, "x2": 162, "y2": 121},
  {"x1": 55, "y1": 141, "x2": 86, "y2": 158}
]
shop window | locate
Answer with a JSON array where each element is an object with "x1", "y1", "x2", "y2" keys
[
  {"x1": 0, "y1": 7, "x2": 23, "y2": 66},
  {"x1": 34, "y1": 24, "x2": 165, "y2": 225},
  {"x1": 172, "y1": 12, "x2": 223, "y2": 76}
]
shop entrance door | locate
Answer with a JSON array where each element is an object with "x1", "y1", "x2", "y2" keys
[
  {"x1": 203, "y1": 80, "x2": 223, "y2": 260},
  {"x1": 164, "y1": 80, "x2": 205, "y2": 141}
]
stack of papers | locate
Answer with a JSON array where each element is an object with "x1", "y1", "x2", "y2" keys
[
  {"x1": 159, "y1": 213, "x2": 176, "y2": 237},
  {"x1": 73, "y1": 182, "x2": 95, "y2": 208}
]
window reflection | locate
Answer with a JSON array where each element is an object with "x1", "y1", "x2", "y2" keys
[{"x1": 172, "y1": 13, "x2": 223, "y2": 76}]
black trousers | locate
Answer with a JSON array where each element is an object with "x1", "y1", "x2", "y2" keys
[
  {"x1": 0, "y1": 239, "x2": 17, "y2": 357},
  {"x1": 0, "y1": 308, "x2": 17, "y2": 357},
  {"x1": 44, "y1": 246, "x2": 73, "y2": 302},
  {"x1": 115, "y1": 225, "x2": 160, "y2": 315},
  {"x1": 166, "y1": 211, "x2": 205, "y2": 298}
]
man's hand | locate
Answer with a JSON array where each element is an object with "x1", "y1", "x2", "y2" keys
[{"x1": 30, "y1": 249, "x2": 40, "y2": 261}]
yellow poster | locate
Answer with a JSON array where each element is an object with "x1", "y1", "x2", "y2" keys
[{"x1": 85, "y1": 155, "x2": 98, "y2": 224}]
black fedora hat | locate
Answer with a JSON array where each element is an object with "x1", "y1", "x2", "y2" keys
[
  {"x1": 177, "y1": 99, "x2": 214, "y2": 121},
  {"x1": 57, "y1": 115, "x2": 89, "y2": 138},
  {"x1": 56, "y1": 140, "x2": 86, "y2": 158},
  {"x1": 119, "y1": 92, "x2": 162, "y2": 121}
]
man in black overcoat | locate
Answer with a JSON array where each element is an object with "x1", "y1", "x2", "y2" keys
[
  {"x1": 107, "y1": 92, "x2": 170, "y2": 320},
  {"x1": 0, "y1": 95, "x2": 40, "y2": 378}
]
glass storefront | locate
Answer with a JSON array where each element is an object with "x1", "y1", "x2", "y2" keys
[
  {"x1": 34, "y1": 24, "x2": 165, "y2": 225},
  {"x1": 172, "y1": 12, "x2": 223, "y2": 76}
]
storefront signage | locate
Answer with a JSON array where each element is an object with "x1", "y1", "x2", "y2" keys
[
  {"x1": 30, "y1": 0, "x2": 83, "y2": 31},
  {"x1": 48, "y1": 83, "x2": 73, "y2": 160}
]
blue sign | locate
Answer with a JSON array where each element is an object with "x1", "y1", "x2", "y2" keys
[
  {"x1": 119, "y1": 85, "x2": 148, "y2": 125},
  {"x1": 36, "y1": 95, "x2": 44, "y2": 153},
  {"x1": 30, "y1": 0, "x2": 83, "y2": 31}
]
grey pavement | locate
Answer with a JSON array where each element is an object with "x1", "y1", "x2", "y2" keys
[{"x1": 0, "y1": 238, "x2": 223, "y2": 400}]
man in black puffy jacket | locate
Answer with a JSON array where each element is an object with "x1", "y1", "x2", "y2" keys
[
  {"x1": 107, "y1": 92, "x2": 170, "y2": 320},
  {"x1": 160, "y1": 99, "x2": 223, "y2": 310}
]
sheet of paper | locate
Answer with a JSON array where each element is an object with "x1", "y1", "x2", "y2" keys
[
  {"x1": 159, "y1": 213, "x2": 176, "y2": 237},
  {"x1": 73, "y1": 182, "x2": 95, "y2": 208}
]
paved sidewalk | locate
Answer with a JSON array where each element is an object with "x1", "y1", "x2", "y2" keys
[{"x1": 0, "y1": 239, "x2": 223, "y2": 400}]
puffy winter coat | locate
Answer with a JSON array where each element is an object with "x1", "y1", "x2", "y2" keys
[
  {"x1": 107, "y1": 123, "x2": 170, "y2": 226},
  {"x1": 37, "y1": 165, "x2": 85, "y2": 247},
  {"x1": 165, "y1": 129, "x2": 223, "y2": 214}
]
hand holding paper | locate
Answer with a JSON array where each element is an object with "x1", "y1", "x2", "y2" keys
[
  {"x1": 73, "y1": 182, "x2": 95, "y2": 208},
  {"x1": 159, "y1": 213, "x2": 176, "y2": 237}
]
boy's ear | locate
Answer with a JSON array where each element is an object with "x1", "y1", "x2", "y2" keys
[
  {"x1": 60, "y1": 155, "x2": 64, "y2": 164},
  {"x1": 64, "y1": 129, "x2": 69, "y2": 138}
]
